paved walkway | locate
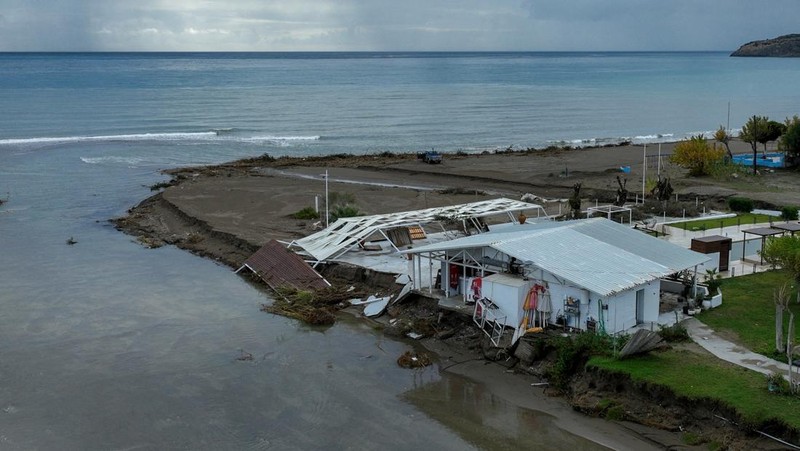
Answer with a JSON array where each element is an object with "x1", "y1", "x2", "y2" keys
[
  {"x1": 655, "y1": 217, "x2": 799, "y2": 378},
  {"x1": 684, "y1": 317, "x2": 793, "y2": 378}
]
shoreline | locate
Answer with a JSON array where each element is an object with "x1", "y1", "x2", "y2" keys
[{"x1": 113, "y1": 141, "x2": 797, "y2": 449}]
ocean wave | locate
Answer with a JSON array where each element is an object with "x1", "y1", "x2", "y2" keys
[
  {"x1": 80, "y1": 156, "x2": 145, "y2": 166},
  {"x1": 0, "y1": 132, "x2": 218, "y2": 146},
  {"x1": 238, "y1": 135, "x2": 321, "y2": 146},
  {"x1": 0, "y1": 131, "x2": 321, "y2": 147},
  {"x1": 551, "y1": 130, "x2": 731, "y2": 148},
  {"x1": 245, "y1": 135, "x2": 320, "y2": 141}
]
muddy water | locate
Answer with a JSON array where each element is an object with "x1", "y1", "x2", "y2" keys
[
  {"x1": 0, "y1": 142, "x2": 663, "y2": 450},
  {"x1": 405, "y1": 376, "x2": 610, "y2": 450}
]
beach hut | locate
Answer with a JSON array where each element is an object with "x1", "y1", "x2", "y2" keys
[{"x1": 403, "y1": 218, "x2": 710, "y2": 342}]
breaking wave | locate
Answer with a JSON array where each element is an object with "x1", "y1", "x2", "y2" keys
[
  {"x1": 79, "y1": 156, "x2": 145, "y2": 166},
  {"x1": 239, "y1": 135, "x2": 321, "y2": 146},
  {"x1": 551, "y1": 129, "x2": 737, "y2": 148},
  {"x1": 0, "y1": 131, "x2": 321, "y2": 147},
  {"x1": 0, "y1": 132, "x2": 218, "y2": 146}
]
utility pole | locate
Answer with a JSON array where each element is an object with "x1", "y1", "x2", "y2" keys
[
  {"x1": 325, "y1": 169, "x2": 329, "y2": 227},
  {"x1": 642, "y1": 144, "x2": 647, "y2": 202},
  {"x1": 727, "y1": 101, "x2": 731, "y2": 131},
  {"x1": 657, "y1": 143, "x2": 661, "y2": 177}
]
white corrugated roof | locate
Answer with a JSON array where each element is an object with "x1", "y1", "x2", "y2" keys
[
  {"x1": 405, "y1": 217, "x2": 710, "y2": 297},
  {"x1": 289, "y1": 198, "x2": 544, "y2": 262}
]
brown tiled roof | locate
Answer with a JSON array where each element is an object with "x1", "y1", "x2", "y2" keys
[{"x1": 242, "y1": 240, "x2": 329, "y2": 291}]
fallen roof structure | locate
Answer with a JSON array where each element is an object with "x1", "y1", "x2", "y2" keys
[
  {"x1": 288, "y1": 198, "x2": 546, "y2": 264},
  {"x1": 237, "y1": 239, "x2": 330, "y2": 291}
]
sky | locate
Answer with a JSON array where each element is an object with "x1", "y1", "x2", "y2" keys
[{"x1": 1, "y1": 0, "x2": 798, "y2": 52}]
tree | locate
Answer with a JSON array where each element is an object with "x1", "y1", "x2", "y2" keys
[
  {"x1": 568, "y1": 183, "x2": 582, "y2": 219},
  {"x1": 613, "y1": 176, "x2": 627, "y2": 206},
  {"x1": 714, "y1": 125, "x2": 733, "y2": 161},
  {"x1": 740, "y1": 115, "x2": 769, "y2": 174},
  {"x1": 669, "y1": 134, "x2": 724, "y2": 176},
  {"x1": 763, "y1": 236, "x2": 800, "y2": 283},
  {"x1": 650, "y1": 176, "x2": 673, "y2": 202},
  {"x1": 775, "y1": 283, "x2": 790, "y2": 354},
  {"x1": 780, "y1": 115, "x2": 800, "y2": 158},
  {"x1": 763, "y1": 120, "x2": 787, "y2": 152}
]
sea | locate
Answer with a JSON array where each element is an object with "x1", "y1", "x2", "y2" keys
[{"x1": 1, "y1": 52, "x2": 799, "y2": 450}]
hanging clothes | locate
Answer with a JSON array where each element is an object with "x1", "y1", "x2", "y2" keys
[
  {"x1": 468, "y1": 277, "x2": 482, "y2": 303},
  {"x1": 449, "y1": 264, "x2": 459, "y2": 289}
]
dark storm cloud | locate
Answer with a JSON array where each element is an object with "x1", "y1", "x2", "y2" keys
[{"x1": 0, "y1": 0, "x2": 797, "y2": 51}]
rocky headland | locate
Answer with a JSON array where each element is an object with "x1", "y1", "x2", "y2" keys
[{"x1": 731, "y1": 34, "x2": 800, "y2": 57}]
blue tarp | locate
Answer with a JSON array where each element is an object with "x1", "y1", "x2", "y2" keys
[{"x1": 731, "y1": 152, "x2": 786, "y2": 168}]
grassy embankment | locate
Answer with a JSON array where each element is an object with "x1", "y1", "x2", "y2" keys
[{"x1": 590, "y1": 269, "x2": 800, "y2": 430}]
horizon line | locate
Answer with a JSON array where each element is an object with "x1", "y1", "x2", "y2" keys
[{"x1": 0, "y1": 49, "x2": 733, "y2": 54}]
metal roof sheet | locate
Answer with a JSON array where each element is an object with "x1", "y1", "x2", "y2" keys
[
  {"x1": 405, "y1": 217, "x2": 710, "y2": 297},
  {"x1": 289, "y1": 198, "x2": 544, "y2": 262},
  {"x1": 242, "y1": 240, "x2": 330, "y2": 291}
]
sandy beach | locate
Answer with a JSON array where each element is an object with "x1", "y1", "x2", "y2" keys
[
  {"x1": 112, "y1": 140, "x2": 797, "y2": 449},
  {"x1": 115, "y1": 138, "x2": 793, "y2": 265}
]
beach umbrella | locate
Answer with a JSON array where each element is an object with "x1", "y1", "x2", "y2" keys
[{"x1": 536, "y1": 288, "x2": 552, "y2": 328}]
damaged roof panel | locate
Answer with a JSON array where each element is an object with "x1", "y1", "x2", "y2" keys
[
  {"x1": 240, "y1": 239, "x2": 330, "y2": 291},
  {"x1": 289, "y1": 198, "x2": 544, "y2": 262}
]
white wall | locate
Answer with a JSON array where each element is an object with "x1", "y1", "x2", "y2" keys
[
  {"x1": 480, "y1": 273, "x2": 533, "y2": 328},
  {"x1": 546, "y1": 283, "x2": 588, "y2": 330},
  {"x1": 436, "y1": 249, "x2": 663, "y2": 334},
  {"x1": 603, "y1": 280, "x2": 660, "y2": 333}
]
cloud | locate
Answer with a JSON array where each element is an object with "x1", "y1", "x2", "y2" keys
[{"x1": 0, "y1": 0, "x2": 798, "y2": 51}]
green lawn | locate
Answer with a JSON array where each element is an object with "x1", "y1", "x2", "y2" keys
[
  {"x1": 590, "y1": 349, "x2": 800, "y2": 429},
  {"x1": 697, "y1": 269, "x2": 800, "y2": 358},
  {"x1": 669, "y1": 213, "x2": 775, "y2": 231},
  {"x1": 586, "y1": 270, "x2": 800, "y2": 433}
]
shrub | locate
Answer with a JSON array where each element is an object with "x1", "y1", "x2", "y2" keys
[
  {"x1": 328, "y1": 191, "x2": 356, "y2": 206},
  {"x1": 185, "y1": 232, "x2": 204, "y2": 244},
  {"x1": 670, "y1": 135, "x2": 724, "y2": 176},
  {"x1": 766, "y1": 372, "x2": 793, "y2": 395},
  {"x1": 438, "y1": 187, "x2": 487, "y2": 195},
  {"x1": 293, "y1": 207, "x2": 320, "y2": 220},
  {"x1": 329, "y1": 204, "x2": 362, "y2": 222},
  {"x1": 781, "y1": 206, "x2": 799, "y2": 221},
  {"x1": 727, "y1": 197, "x2": 754, "y2": 213},
  {"x1": 658, "y1": 322, "x2": 690, "y2": 342},
  {"x1": 546, "y1": 332, "x2": 617, "y2": 391},
  {"x1": 682, "y1": 432, "x2": 704, "y2": 446}
]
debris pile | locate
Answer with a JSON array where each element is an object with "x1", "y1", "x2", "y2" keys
[
  {"x1": 396, "y1": 351, "x2": 433, "y2": 368},
  {"x1": 261, "y1": 285, "x2": 369, "y2": 326}
]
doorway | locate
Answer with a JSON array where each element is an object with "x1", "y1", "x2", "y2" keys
[{"x1": 635, "y1": 289, "x2": 645, "y2": 324}]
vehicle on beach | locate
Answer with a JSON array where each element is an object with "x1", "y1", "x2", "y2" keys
[{"x1": 418, "y1": 150, "x2": 442, "y2": 164}]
